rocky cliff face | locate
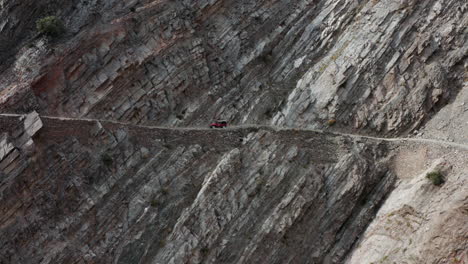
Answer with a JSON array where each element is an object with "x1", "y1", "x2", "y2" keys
[
  {"x1": 2, "y1": 0, "x2": 466, "y2": 133},
  {"x1": 0, "y1": 0, "x2": 467, "y2": 263},
  {"x1": 0, "y1": 113, "x2": 395, "y2": 263}
]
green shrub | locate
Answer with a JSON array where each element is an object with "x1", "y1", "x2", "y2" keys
[
  {"x1": 150, "y1": 199, "x2": 159, "y2": 207},
  {"x1": 161, "y1": 187, "x2": 169, "y2": 195},
  {"x1": 159, "y1": 239, "x2": 166, "y2": 247},
  {"x1": 259, "y1": 51, "x2": 274, "y2": 64},
  {"x1": 101, "y1": 153, "x2": 113, "y2": 166},
  {"x1": 200, "y1": 247, "x2": 209, "y2": 256},
  {"x1": 36, "y1": 16, "x2": 65, "y2": 37},
  {"x1": 426, "y1": 171, "x2": 445, "y2": 186}
]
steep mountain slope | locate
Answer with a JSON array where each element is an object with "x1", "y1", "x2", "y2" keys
[
  {"x1": 346, "y1": 69, "x2": 468, "y2": 264},
  {"x1": 0, "y1": 113, "x2": 396, "y2": 263},
  {"x1": 0, "y1": 0, "x2": 467, "y2": 263},
  {"x1": 1, "y1": 0, "x2": 466, "y2": 134}
]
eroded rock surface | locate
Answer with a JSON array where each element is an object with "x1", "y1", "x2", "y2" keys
[
  {"x1": 0, "y1": 115, "x2": 395, "y2": 263},
  {"x1": 0, "y1": 0, "x2": 467, "y2": 263},
  {"x1": 347, "y1": 149, "x2": 468, "y2": 264},
  {"x1": 1, "y1": 0, "x2": 466, "y2": 135}
]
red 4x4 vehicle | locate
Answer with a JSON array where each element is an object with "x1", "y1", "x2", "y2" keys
[{"x1": 210, "y1": 120, "x2": 227, "y2": 128}]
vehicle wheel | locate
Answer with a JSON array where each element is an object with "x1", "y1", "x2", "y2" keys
[{"x1": 210, "y1": 126, "x2": 214, "y2": 128}]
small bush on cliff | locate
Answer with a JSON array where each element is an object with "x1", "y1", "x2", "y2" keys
[
  {"x1": 36, "y1": 16, "x2": 65, "y2": 37},
  {"x1": 426, "y1": 171, "x2": 445, "y2": 186},
  {"x1": 161, "y1": 187, "x2": 169, "y2": 195},
  {"x1": 259, "y1": 50, "x2": 274, "y2": 64},
  {"x1": 150, "y1": 199, "x2": 160, "y2": 207},
  {"x1": 159, "y1": 239, "x2": 166, "y2": 247},
  {"x1": 200, "y1": 247, "x2": 209, "y2": 256},
  {"x1": 101, "y1": 153, "x2": 113, "y2": 167}
]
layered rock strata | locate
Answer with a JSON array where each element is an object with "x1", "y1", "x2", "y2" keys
[
  {"x1": 1, "y1": 0, "x2": 466, "y2": 135},
  {"x1": 0, "y1": 114, "x2": 395, "y2": 263}
]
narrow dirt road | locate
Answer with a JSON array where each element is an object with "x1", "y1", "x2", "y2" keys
[{"x1": 2, "y1": 113, "x2": 468, "y2": 151}]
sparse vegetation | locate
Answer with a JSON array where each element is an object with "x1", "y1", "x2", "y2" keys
[
  {"x1": 200, "y1": 247, "x2": 209, "y2": 256},
  {"x1": 163, "y1": 142, "x2": 172, "y2": 149},
  {"x1": 101, "y1": 153, "x2": 113, "y2": 166},
  {"x1": 249, "y1": 178, "x2": 265, "y2": 197},
  {"x1": 259, "y1": 51, "x2": 274, "y2": 64},
  {"x1": 150, "y1": 199, "x2": 160, "y2": 207},
  {"x1": 426, "y1": 171, "x2": 445, "y2": 186},
  {"x1": 372, "y1": 255, "x2": 389, "y2": 264},
  {"x1": 159, "y1": 239, "x2": 166, "y2": 247},
  {"x1": 36, "y1": 16, "x2": 65, "y2": 37},
  {"x1": 85, "y1": 174, "x2": 96, "y2": 185},
  {"x1": 264, "y1": 108, "x2": 274, "y2": 118}
]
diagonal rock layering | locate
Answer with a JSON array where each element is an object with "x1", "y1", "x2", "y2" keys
[
  {"x1": 0, "y1": 0, "x2": 467, "y2": 263},
  {"x1": 0, "y1": 113, "x2": 396, "y2": 263},
  {"x1": 1, "y1": 0, "x2": 467, "y2": 135}
]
